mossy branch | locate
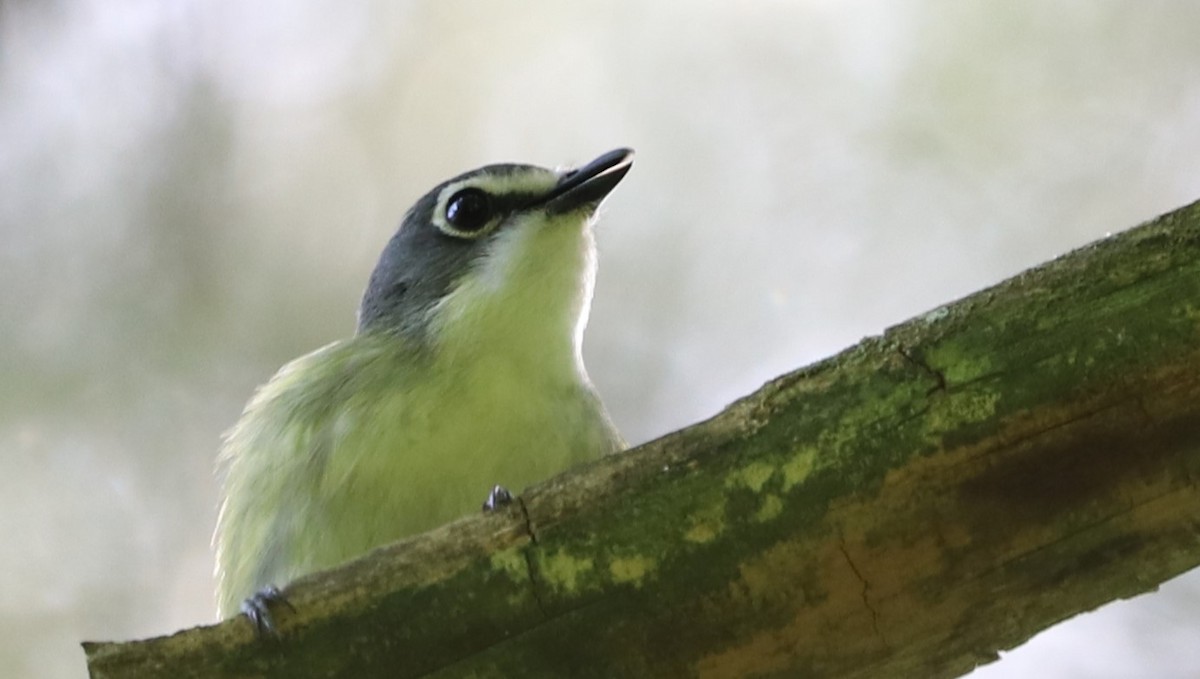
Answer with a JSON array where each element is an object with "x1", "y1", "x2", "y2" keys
[{"x1": 85, "y1": 199, "x2": 1200, "y2": 678}]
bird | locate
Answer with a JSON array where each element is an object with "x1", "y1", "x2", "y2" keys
[{"x1": 213, "y1": 148, "x2": 634, "y2": 630}]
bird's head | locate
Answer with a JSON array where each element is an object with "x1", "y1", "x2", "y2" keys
[{"x1": 358, "y1": 148, "x2": 634, "y2": 361}]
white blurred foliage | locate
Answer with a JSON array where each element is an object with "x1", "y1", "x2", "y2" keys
[{"x1": 2, "y1": 1, "x2": 1199, "y2": 677}]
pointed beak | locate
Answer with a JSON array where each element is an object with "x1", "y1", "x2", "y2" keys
[{"x1": 543, "y1": 148, "x2": 635, "y2": 215}]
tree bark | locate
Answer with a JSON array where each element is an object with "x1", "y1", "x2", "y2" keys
[{"x1": 85, "y1": 198, "x2": 1200, "y2": 679}]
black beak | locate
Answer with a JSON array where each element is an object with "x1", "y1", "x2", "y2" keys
[{"x1": 543, "y1": 148, "x2": 635, "y2": 215}]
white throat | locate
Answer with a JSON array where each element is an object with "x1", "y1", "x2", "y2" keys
[{"x1": 428, "y1": 212, "x2": 599, "y2": 384}]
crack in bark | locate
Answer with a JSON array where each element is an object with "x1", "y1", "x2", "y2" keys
[
  {"x1": 838, "y1": 539, "x2": 883, "y2": 643},
  {"x1": 897, "y1": 345, "x2": 948, "y2": 395},
  {"x1": 516, "y1": 496, "x2": 548, "y2": 617}
]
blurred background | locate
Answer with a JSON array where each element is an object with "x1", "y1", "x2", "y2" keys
[{"x1": 3, "y1": 1, "x2": 1199, "y2": 677}]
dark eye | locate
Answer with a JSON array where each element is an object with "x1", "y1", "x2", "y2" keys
[{"x1": 445, "y1": 188, "x2": 493, "y2": 233}]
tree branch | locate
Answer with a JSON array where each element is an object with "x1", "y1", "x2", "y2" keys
[{"x1": 85, "y1": 198, "x2": 1200, "y2": 678}]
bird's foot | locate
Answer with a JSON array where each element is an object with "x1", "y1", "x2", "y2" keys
[
  {"x1": 241, "y1": 584, "x2": 295, "y2": 637},
  {"x1": 482, "y1": 484, "x2": 514, "y2": 512}
]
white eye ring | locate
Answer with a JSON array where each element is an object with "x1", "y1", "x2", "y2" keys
[
  {"x1": 441, "y1": 188, "x2": 494, "y2": 236},
  {"x1": 429, "y1": 168, "x2": 560, "y2": 238},
  {"x1": 432, "y1": 182, "x2": 500, "y2": 239}
]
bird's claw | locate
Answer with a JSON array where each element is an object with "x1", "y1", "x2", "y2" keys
[
  {"x1": 241, "y1": 584, "x2": 295, "y2": 637},
  {"x1": 482, "y1": 484, "x2": 514, "y2": 512}
]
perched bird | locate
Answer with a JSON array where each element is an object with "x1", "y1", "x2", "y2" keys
[{"x1": 214, "y1": 149, "x2": 633, "y2": 627}]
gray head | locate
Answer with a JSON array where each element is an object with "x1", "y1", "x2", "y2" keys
[{"x1": 358, "y1": 149, "x2": 634, "y2": 350}]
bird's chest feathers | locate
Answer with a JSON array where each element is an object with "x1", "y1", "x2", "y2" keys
[
  {"x1": 332, "y1": 222, "x2": 601, "y2": 494},
  {"x1": 416, "y1": 306, "x2": 592, "y2": 467}
]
